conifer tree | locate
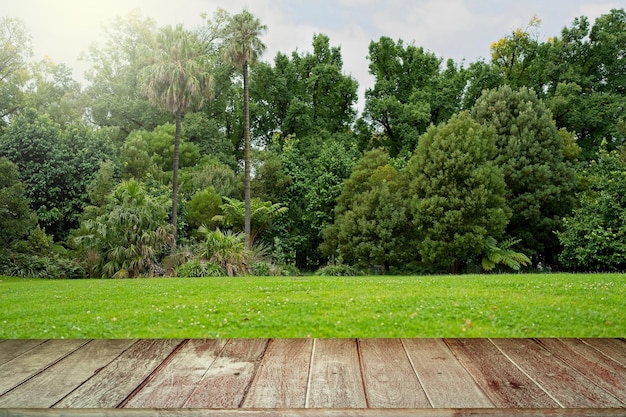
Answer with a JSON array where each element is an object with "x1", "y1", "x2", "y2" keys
[
  {"x1": 322, "y1": 149, "x2": 409, "y2": 271},
  {"x1": 405, "y1": 112, "x2": 510, "y2": 273},
  {"x1": 471, "y1": 85, "x2": 576, "y2": 264}
]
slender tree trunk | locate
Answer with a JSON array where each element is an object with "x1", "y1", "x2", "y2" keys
[
  {"x1": 243, "y1": 61, "x2": 251, "y2": 248},
  {"x1": 172, "y1": 111, "x2": 182, "y2": 253}
]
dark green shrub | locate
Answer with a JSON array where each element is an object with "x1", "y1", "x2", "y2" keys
[{"x1": 0, "y1": 251, "x2": 85, "y2": 279}]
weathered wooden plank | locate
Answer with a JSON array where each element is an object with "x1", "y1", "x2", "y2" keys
[
  {"x1": 0, "y1": 339, "x2": 88, "y2": 395},
  {"x1": 536, "y1": 338, "x2": 626, "y2": 403},
  {"x1": 582, "y1": 338, "x2": 626, "y2": 365},
  {"x1": 242, "y1": 338, "x2": 313, "y2": 408},
  {"x1": 53, "y1": 339, "x2": 183, "y2": 408},
  {"x1": 183, "y1": 339, "x2": 268, "y2": 408},
  {"x1": 2, "y1": 408, "x2": 626, "y2": 417},
  {"x1": 445, "y1": 338, "x2": 559, "y2": 408},
  {"x1": 358, "y1": 338, "x2": 429, "y2": 408},
  {"x1": 0, "y1": 340, "x2": 46, "y2": 366},
  {"x1": 307, "y1": 339, "x2": 367, "y2": 408},
  {"x1": 402, "y1": 338, "x2": 493, "y2": 408},
  {"x1": 0, "y1": 339, "x2": 135, "y2": 408},
  {"x1": 123, "y1": 339, "x2": 227, "y2": 408},
  {"x1": 492, "y1": 338, "x2": 624, "y2": 408}
]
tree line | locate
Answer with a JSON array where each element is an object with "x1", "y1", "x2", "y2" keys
[{"x1": 1, "y1": 8, "x2": 625, "y2": 277}]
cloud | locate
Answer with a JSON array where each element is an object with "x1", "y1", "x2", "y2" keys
[{"x1": 569, "y1": 1, "x2": 622, "y2": 22}]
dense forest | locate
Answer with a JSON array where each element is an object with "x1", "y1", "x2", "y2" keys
[{"x1": 1, "y1": 8, "x2": 625, "y2": 278}]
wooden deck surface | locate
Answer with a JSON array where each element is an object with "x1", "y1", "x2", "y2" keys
[{"x1": 0, "y1": 338, "x2": 624, "y2": 416}]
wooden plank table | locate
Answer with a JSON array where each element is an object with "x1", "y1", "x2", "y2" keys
[{"x1": 0, "y1": 339, "x2": 624, "y2": 416}]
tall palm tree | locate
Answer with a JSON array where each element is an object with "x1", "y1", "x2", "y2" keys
[
  {"x1": 223, "y1": 10, "x2": 267, "y2": 248},
  {"x1": 141, "y1": 24, "x2": 212, "y2": 251}
]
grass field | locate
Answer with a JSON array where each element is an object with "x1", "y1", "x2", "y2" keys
[{"x1": 0, "y1": 273, "x2": 624, "y2": 338}]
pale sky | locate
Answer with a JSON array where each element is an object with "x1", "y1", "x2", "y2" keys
[{"x1": 3, "y1": 0, "x2": 623, "y2": 107}]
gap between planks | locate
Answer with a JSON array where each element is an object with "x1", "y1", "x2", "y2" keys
[{"x1": 488, "y1": 338, "x2": 565, "y2": 408}]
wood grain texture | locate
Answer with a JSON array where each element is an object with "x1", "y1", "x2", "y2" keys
[
  {"x1": 183, "y1": 339, "x2": 268, "y2": 408},
  {"x1": 358, "y1": 338, "x2": 429, "y2": 408},
  {"x1": 0, "y1": 339, "x2": 135, "y2": 408},
  {"x1": 124, "y1": 339, "x2": 228, "y2": 408},
  {"x1": 582, "y1": 338, "x2": 626, "y2": 365},
  {"x1": 536, "y1": 338, "x2": 626, "y2": 404},
  {"x1": 242, "y1": 338, "x2": 313, "y2": 408},
  {"x1": 0, "y1": 339, "x2": 88, "y2": 395},
  {"x1": 492, "y1": 338, "x2": 624, "y2": 408},
  {"x1": 0, "y1": 340, "x2": 46, "y2": 366},
  {"x1": 53, "y1": 339, "x2": 183, "y2": 408},
  {"x1": 402, "y1": 338, "x2": 493, "y2": 408},
  {"x1": 1, "y1": 338, "x2": 625, "y2": 413},
  {"x1": 445, "y1": 338, "x2": 559, "y2": 408},
  {"x1": 2, "y1": 408, "x2": 626, "y2": 417},
  {"x1": 307, "y1": 339, "x2": 367, "y2": 408}
]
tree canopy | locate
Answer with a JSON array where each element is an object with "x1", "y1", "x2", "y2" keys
[{"x1": 0, "y1": 8, "x2": 624, "y2": 276}]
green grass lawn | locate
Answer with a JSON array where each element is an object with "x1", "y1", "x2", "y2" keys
[{"x1": 0, "y1": 274, "x2": 624, "y2": 338}]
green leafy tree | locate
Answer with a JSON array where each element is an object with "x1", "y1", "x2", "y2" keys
[
  {"x1": 555, "y1": 9, "x2": 626, "y2": 156},
  {"x1": 301, "y1": 138, "x2": 360, "y2": 254},
  {"x1": 178, "y1": 156, "x2": 239, "y2": 199},
  {"x1": 141, "y1": 24, "x2": 213, "y2": 250},
  {"x1": 0, "y1": 158, "x2": 37, "y2": 246},
  {"x1": 251, "y1": 149, "x2": 292, "y2": 203},
  {"x1": 253, "y1": 135, "x2": 358, "y2": 269},
  {"x1": 82, "y1": 11, "x2": 169, "y2": 138},
  {"x1": 122, "y1": 124, "x2": 200, "y2": 176},
  {"x1": 361, "y1": 37, "x2": 466, "y2": 157},
  {"x1": 558, "y1": 148, "x2": 626, "y2": 271},
  {"x1": 74, "y1": 180, "x2": 174, "y2": 278},
  {"x1": 0, "y1": 109, "x2": 115, "y2": 240},
  {"x1": 483, "y1": 10, "x2": 626, "y2": 158},
  {"x1": 404, "y1": 112, "x2": 510, "y2": 273},
  {"x1": 471, "y1": 85, "x2": 577, "y2": 264},
  {"x1": 252, "y1": 34, "x2": 358, "y2": 142},
  {"x1": 0, "y1": 111, "x2": 62, "y2": 236},
  {"x1": 0, "y1": 17, "x2": 31, "y2": 123},
  {"x1": 119, "y1": 133, "x2": 154, "y2": 180},
  {"x1": 223, "y1": 9, "x2": 267, "y2": 248},
  {"x1": 322, "y1": 149, "x2": 409, "y2": 271},
  {"x1": 461, "y1": 60, "x2": 504, "y2": 110},
  {"x1": 25, "y1": 58, "x2": 83, "y2": 126},
  {"x1": 183, "y1": 112, "x2": 236, "y2": 168},
  {"x1": 87, "y1": 160, "x2": 119, "y2": 208},
  {"x1": 489, "y1": 15, "x2": 544, "y2": 89},
  {"x1": 187, "y1": 187, "x2": 222, "y2": 233},
  {"x1": 146, "y1": 123, "x2": 200, "y2": 171}
]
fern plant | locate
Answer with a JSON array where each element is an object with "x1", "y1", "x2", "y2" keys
[{"x1": 482, "y1": 236, "x2": 531, "y2": 272}]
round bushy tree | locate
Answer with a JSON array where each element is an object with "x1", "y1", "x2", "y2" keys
[
  {"x1": 471, "y1": 85, "x2": 577, "y2": 265},
  {"x1": 404, "y1": 112, "x2": 510, "y2": 273},
  {"x1": 322, "y1": 149, "x2": 409, "y2": 271},
  {"x1": 187, "y1": 187, "x2": 222, "y2": 233}
]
